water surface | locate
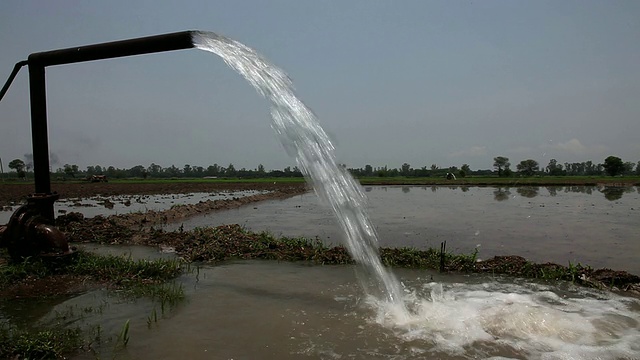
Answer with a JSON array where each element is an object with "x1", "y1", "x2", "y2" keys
[
  {"x1": 0, "y1": 190, "x2": 267, "y2": 224},
  {"x1": 172, "y1": 185, "x2": 640, "y2": 274},
  {"x1": 55, "y1": 260, "x2": 638, "y2": 359}
]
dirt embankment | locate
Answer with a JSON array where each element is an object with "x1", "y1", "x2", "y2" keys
[
  {"x1": 0, "y1": 181, "x2": 307, "y2": 207},
  {"x1": 57, "y1": 183, "x2": 308, "y2": 240}
]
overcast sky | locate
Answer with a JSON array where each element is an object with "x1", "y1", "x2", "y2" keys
[{"x1": 1, "y1": 1, "x2": 639, "y2": 172}]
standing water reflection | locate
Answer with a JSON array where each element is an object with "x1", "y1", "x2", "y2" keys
[{"x1": 172, "y1": 185, "x2": 640, "y2": 274}]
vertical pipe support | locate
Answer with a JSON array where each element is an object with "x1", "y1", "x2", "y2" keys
[
  {"x1": 28, "y1": 64, "x2": 52, "y2": 196},
  {"x1": 22, "y1": 30, "x2": 196, "y2": 223}
]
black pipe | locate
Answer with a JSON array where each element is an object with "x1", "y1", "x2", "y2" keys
[
  {"x1": 0, "y1": 60, "x2": 28, "y2": 102},
  {"x1": 28, "y1": 64, "x2": 51, "y2": 194},
  {"x1": 28, "y1": 31, "x2": 195, "y2": 67},
  {"x1": 24, "y1": 30, "x2": 197, "y2": 220}
]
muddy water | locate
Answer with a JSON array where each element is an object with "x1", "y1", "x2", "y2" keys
[
  {"x1": 52, "y1": 260, "x2": 638, "y2": 359},
  {"x1": 171, "y1": 185, "x2": 640, "y2": 274},
  {"x1": 0, "y1": 190, "x2": 268, "y2": 224}
]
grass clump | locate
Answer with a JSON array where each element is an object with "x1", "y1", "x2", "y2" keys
[
  {"x1": 160, "y1": 225, "x2": 639, "y2": 290},
  {"x1": 0, "y1": 250, "x2": 183, "y2": 297},
  {"x1": 0, "y1": 251, "x2": 186, "y2": 359},
  {"x1": 171, "y1": 224, "x2": 352, "y2": 264},
  {"x1": 69, "y1": 251, "x2": 182, "y2": 284},
  {"x1": 0, "y1": 323, "x2": 83, "y2": 359}
]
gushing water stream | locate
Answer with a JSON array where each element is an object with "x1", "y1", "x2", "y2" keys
[{"x1": 192, "y1": 31, "x2": 407, "y2": 313}]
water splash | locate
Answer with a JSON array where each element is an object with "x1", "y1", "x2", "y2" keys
[
  {"x1": 359, "y1": 280, "x2": 640, "y2": 359},
  {"x1": 192, "y1": 32, "x2": 406, "y2": 310}
]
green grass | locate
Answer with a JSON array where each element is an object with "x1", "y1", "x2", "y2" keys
[
  {"x1": 357, "y1": 175, "x2": 640, "y2": 186},
  {"x1": 0, "y1": 250, "x2": 186, "y2": 359},
  {"x1": 0, "y1": 324, "x2": 83, "y2": 360},
  {"x1": 0, "y1": 250, "x2": 183, "y2": 291},
  {"x1": 155, "y1": 224, "x2": 638, "y2": 289}
]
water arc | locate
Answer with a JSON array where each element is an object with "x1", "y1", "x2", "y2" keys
[{"x1": 192, "y1": 31, "x2": 407, "y2": 312}]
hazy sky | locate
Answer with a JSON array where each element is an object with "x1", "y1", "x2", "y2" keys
[{"x1": 1, "y1": 1, "x2": 639, "y2": 172}]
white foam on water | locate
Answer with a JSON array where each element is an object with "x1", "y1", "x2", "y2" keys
[
  {"x1": 364, "y1": 281, "x2": 640, "y2": 359},
  {"x1": 192, "y1": 31, "x2": 406, "y2": 312}
]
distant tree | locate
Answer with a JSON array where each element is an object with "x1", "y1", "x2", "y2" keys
[
  {"x1": 226, "y1": 163, "x2": 236, "y2": 177},
  {"x1": 603, "y1": 156, "x2": 624, "y2": 177},
  {"x1": 461, "y1": 164, "x2": 471, "y2": 174},
  {"x1": 106, "y1": 166, "x2": 117, "y2": 178},
  {"x1": 430, "y1": 164, "x2": 438, "y2": 171},
  {"x1": 207, "y1": 164, "x2": 220, "y2": 177},
  {"x1": 8, "y1": 159, "x2": 26, "y2": 179},
  {"x1": 183, "y1": 164, "x2": 192, "y2": 177},
  {"x1": 400, "y1": 163, "x2": 411, "y2": 176},
  {"x1": 585, "y1": 160, "x2": 595, "y2": 175},
  {"x1": 148, "y1": 163, "x2": 161, "y2": 176},
  {"x1": 516, "y1": 159, "x2": 539, "y2": 177},
  {"x1": 8, "y1": 159, "x2": 25, "y2": 172},
  {"x1": 257, "y1": 164, "x2": 265, "y2": 175},
  {"x1": 546, "y1": 159, "x2": 565, "y2": 176},
  {"x1": 63, "y1": 164, "x2": 76, "y2": 178},
  {"x1": 129, "y1": 165, "x2": 146, "y2": 178},
  {"x1": 493, "y1": 156, "x2": 510, "y2": 177},
  {"x1": 637, "y1": 161, "x2": 640, "y2": 175},
  {"x1": 622, "y1": 161, "x2": 635, "y2": 175},
  {"x1": 595, "y1": 163, "x2": 604, "y2": 175},
  {"x1": 94, "y1": 165, "x2": 103, "y2": 174},
  {"x1": 414, "y1": 166, "x2": 429, "y2": 177},
  {"x1": 364, "y1": 164, "x2": 373, "y2": 176},
  {"x1": 165, "y1": 165, "x2": 180, "y2": 177}
]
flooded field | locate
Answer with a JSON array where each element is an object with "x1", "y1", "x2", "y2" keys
[
  {"x1": 2, "y1": 185, "x2": 639, "y2": 359},
  {"x1": 0, "y1": 190, "x2": 269, "y2": 224},
  {"x1": 4, "y1": 259, "x2": 636, "y2": 359},
  {"x1": 171, "y1": 185, "x2": 640, "y2": 274}
]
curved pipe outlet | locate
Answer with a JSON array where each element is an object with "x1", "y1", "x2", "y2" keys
[{"x1": 34, "y1": 223, "x2": 72, "y2": 256}]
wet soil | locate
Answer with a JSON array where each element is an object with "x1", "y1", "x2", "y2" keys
[
  {"x1": 0, "y1": 181, "x2": 307, "y2": 206},
  {"x1": 0, "y1": 273, "x2": 94, "y2": 299}
]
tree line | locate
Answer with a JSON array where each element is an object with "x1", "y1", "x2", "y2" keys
[
  {"x1": 491, "y1": 156, "x2": 638, "y2": 178},
  {"x1": 2, "y1": 155, "x2": 638, "y2": 180},
  {"x1": 349, "y1": 155, "x2": 638, "y2": 178},
  {"x1": 3, "y1": 160, "x2": 304, "y2": 179}
]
